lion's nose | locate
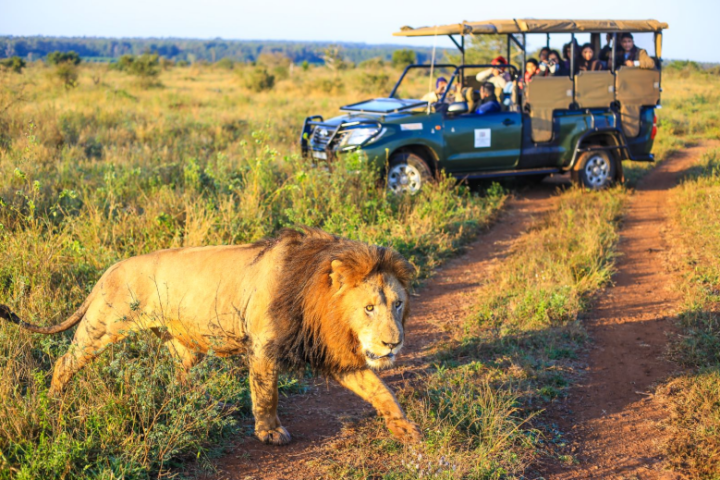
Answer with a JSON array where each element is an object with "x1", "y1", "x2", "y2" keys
[{"x1": 382, "y1": 340, "x2": 401, "y2": 350}]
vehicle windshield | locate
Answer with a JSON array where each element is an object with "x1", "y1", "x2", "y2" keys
[
  {"x1": 340, "y1": 98, "x2": 428, "y2": 114},
  {"x1": 388, "y1": 65, "x2": 458, "y2": 102}
]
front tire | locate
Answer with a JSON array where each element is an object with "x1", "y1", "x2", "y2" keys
[
  {"x1": 386, "y1": 152, "x2": 432, "y2": 195},
  {"x1": 571, "y1": 150, "x2": 617, "y2": 190}
]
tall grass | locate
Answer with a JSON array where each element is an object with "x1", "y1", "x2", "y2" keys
[
  {"x1": 0, "y1": 63, "x2": 504, "y2": 478},
  {"x1": 661, "y1": 149, "x2": 720, "y2": 479},
  {"x1": 319, "y1": 188, "x2": 627, "y2": 478}
]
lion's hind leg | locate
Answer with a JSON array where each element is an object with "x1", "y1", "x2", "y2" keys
[
  {"x1": 49, "y1": 329, "x2": 126, "y2": 396},
  {"x1": 49, "y1": 305, "x2": 142, "y2": 396}
]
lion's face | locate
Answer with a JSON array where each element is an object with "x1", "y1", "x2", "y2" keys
[{"x1": 341, "y1": 272, "x2": 408, "y2": 370}]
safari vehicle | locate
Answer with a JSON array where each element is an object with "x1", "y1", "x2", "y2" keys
[{"x1": 300, "y1": 19, "x2": 668, "y2": 192}]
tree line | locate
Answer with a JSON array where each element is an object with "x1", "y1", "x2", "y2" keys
[{"x1": 0, "y1": 36, "x2": 443, "y2": 65}]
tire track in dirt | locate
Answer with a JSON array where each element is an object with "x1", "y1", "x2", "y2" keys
[
  {"x1": 213, "y1": 180, "x2": 564, "y2": 480},
  {"x1": 539, "y1": 143, "x2": 716, "y2": 480}
]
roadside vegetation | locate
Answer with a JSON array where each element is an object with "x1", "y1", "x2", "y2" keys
[
  {"x1": 0, "y1": 57, "x2": 718, "y2": 479},
  {"x1": 660, "y1": 149, "x2": 720, "y2": 479},
  {"x1": 319, "y1": 187, "x2": 626, "y2": 478},
  {"x1": 0, "y1": 61, "x2": 502, "y2": 479}
]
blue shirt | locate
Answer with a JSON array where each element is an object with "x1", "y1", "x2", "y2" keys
[{"x1": 475, "y1": 100, "x2": 501, "y2": 115}]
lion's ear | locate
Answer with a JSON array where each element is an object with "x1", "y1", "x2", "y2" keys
[
  {"x1": 330, "y1": 259, "x2": 345, "y2": 288},
  {"x1": 392, "y1": 255, "x2": 416, "y2": 288}
]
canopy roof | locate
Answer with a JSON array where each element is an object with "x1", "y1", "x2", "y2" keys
[{"x1": 394, "y1": 19, "x2": 668, "y2": 37}]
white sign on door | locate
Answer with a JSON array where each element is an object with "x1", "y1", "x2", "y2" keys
[{"x1": 474, "y1": 129, "x2": 491, "y2": 148}]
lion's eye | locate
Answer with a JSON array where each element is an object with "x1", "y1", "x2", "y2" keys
[
  {"x1": 365, "y1": 305, "x2": 374, "y2": 312},
  {"x1": 394, "y1": 300, "x2": 403, "y2": 309}
]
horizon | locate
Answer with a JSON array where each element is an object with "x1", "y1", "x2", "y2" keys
[{"x1": 1, "y1": 0, "x2": 717, "y2": 63}]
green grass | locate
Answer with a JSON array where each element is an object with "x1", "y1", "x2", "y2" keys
[
  {"x1": 0, "y1": 61, "x2": 717, "y2": 479},
  {"x1": 660, "y1": 149, "x2": 720, "y2": 479},
  {"x1": 316, "y1": 188, "x2": 627, "y2": 478},
  {"x1": 0, "y1": 64, "x2": 504, "y2": 479}
]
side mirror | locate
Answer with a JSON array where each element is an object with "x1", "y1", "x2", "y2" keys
[{"x1": 447, "y1": 101, "x2": 469, "y2": 115}]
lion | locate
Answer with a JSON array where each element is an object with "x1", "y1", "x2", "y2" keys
[{"x1": 0, "y1": 227, "x2": 422, "y2": 444}]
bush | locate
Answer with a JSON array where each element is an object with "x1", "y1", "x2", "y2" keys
[
  {"x1": 0, "y1": 56, "x2": 26, "y2": 73},
  {"x1": 359, "y1": 72, "x2": 390, "y2": 95},
  {"x1": 359, "y1": 56, "x2": 385, "y2": 69},
  {"x1": 46, "y1": 51, "x2": 81, "y2": 66},
  {"x1": 391, "y1": 49, "x2": 416, "y2": 69},
  {"x1": 215, "y1": 58, "x2": 234, "y2": 70},
  {"x1": 176, "y1": 60, "x2": 189, "y2": 67},
  {"x1": 242, "y1": 66, "x2": 275, "y2": 92},
  {"x1": 46, "y1": 51, "x2": 81, "y2": 88},
  {"x1": 159, "y1": 57, "x2": 174, "y2": 70},
  {"x1": 113, "y1": 54, "x2": 161, "y2": 87}
]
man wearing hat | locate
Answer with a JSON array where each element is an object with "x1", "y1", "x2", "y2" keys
[
  {"x1": 421, "y1": 76, "x2": 451, "y2": 103},
  {"x1": 614, "y1": 33, "x2": 656, "y2": 70},
  {"x1": 475, "y1": 56, "x2": 512, "y2": 95}
]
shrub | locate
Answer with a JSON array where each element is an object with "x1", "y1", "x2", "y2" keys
[
  {"x1": 113, "y1": 54, "x2": 161, "y2": 87},
  {"x1": 159, "y1": 56, "x2": 174, "y2": 70},
  {"x1": 242, "y1": 66, "x2": 275, "y2": 92},
  {"x1": 0, "y1": 56, "x2": 26, "y2": 73},
  {"x1": 359, "y1": 72, "x2": 390, "y2": 94},
  {"x1": 391, "y1": 49, "x2": 416, "y2": 69},
  {"x1": 215, "y1": 57, "x2": 234, "y2": 70},
  {"x1": 46, "y1": 51, "x2": 81, "y2": 66},
  {"x1": 301, "y1": 60, "x2": 310, "y2": 71},
  {"x1": 46, "y1": 51, "x2": 81, "y2": 88},
  {"x1": 176, "y1": 60, "x2": 189, "y2": 67},
  {"x1": 359, "y1": 56, "x2": 386, "y2": 69}
]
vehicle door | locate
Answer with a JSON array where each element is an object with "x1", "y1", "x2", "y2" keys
[{"x1": 442, "y1": 110, "x2": 522, "y2": 172}]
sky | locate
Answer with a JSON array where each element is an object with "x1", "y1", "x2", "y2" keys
[{"x1": 0, "y1": 0, "x2": 716, "y2": 63}]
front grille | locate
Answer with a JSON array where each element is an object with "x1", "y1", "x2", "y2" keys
[{"x1": 311, "y1": 125, "x2": 335, "y2": 150}]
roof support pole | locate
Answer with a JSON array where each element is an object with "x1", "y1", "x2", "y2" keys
[
  {"x1": 570, "y1": 33, "x2": 575, "y2": 79},
  {"x1": 546, "y1": 33, "x2": 550, "y2": 48},
  {"x1": 507, "y1": 35, "x2": 511, "y2": 68},
  {"x1": 522, "y1": 33, "x2": 527, "y2": 82},
  {"x1": 611, "y1": 32, "x2": 617, "y2": 73},
  {"x1": 461, "y1": 34, "x2": 465, "y2": 67},
  {"x1": 570, "y1": 33, "x2": 576, "y2": 108}
]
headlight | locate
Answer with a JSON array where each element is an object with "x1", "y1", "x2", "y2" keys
[{"x1": 339, "y1": 127, "x2": 382, "y2": 148}]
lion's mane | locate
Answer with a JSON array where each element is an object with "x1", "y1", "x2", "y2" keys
[{"x1": 266, "y1": 228, "x2": 414, "y2": 375}]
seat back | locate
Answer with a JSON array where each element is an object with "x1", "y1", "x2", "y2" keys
[
  {"x1": 524, "y1": 76, "x2": 573, "y2": 143},
  {"x1": 615, "y1": 68, "x2": 660, "y2": 138},
  {"x1": 575, "y1": 70, "x2": 615, "y2": 109},
  {"x1": 464, "y1": 75, "x2": 483, "y2": 91}
]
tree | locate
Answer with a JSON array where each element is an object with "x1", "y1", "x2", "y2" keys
[
  {"x1": 446, "y1": 35, "x2": 506, "y2": 64},
  {"x1": 113, "y1": 54, "x2": 160, "y2": 87},
  {"x1": 0, "y1": 56, "x2": 26, "y2": 73},
  {"x1": 391, "y1": 49, "x2": 416, "y2": 69},
  {"x1": 47, "y1": 51, "x2": 81, "y2": 88},
  {"x1": 322, "y1": 46, "x2": 351, "y2": 75},
  {"x1": 242, "y1": 66, "x2": 275, "y2": 92},
  {"x1": 47, "y1": 51, "x2": 81, "y2": 66}
]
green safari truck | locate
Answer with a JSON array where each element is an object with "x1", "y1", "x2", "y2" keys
[{"x1": 301, "y1": 19, "x2": 667, "y2": 192}]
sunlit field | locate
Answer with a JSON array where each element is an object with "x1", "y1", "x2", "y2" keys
[{"x1": 0, "y1": 58, "x2": 718, "y2": 478}]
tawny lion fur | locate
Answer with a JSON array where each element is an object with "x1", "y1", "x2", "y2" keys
[{"x1": 0, "y1": 228, "x2": 422, "y2": 444}]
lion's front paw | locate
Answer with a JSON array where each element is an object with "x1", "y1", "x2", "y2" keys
[
  {"x1": 386, "y1": 418, "x2": 423, "y2": 443},
  {"x1": 255, "y1": 426, "x2": 291, "y2": 445}
]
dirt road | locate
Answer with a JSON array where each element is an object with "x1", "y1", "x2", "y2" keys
[
  {"x1": 539, "y1": 144, "x2": 714, "y2": 480},
  {"x1": 215, "y1": 181, "x2": 562, "y2": 480}
]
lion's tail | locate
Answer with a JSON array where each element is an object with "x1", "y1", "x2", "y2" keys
[{"x1": 0, "y1": 299, "x2": 90, "y2": 334}]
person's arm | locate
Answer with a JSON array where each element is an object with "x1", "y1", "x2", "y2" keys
[{"x1": 475, "y1": 68, "x2": 493, "y2": 82}]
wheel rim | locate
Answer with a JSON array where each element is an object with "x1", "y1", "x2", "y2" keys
[
  {"x1": 387, "y1": 163, "x2": 423, "y2": 194},
  {"x1": 584, "y1": 154, "x2": 611, "y2": 187}
]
